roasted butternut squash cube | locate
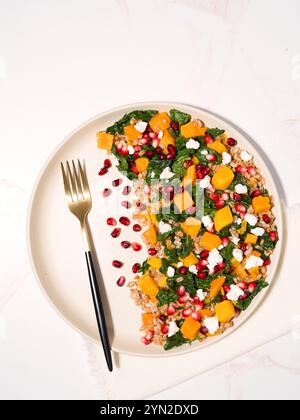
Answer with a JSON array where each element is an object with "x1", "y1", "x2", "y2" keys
[
  {"x1": 211, "y1": 166, "x2": 234, "y2": 190},
  {"x1": 143, "y1": 224, "x2": 157, "y2": 245},
  {"x1": 97, "y1": 132, "x2": 114, "y2": 150},
  {"x1": 181, "y1": 316, "x2": 201, "y2": 340},
  {"x1": 251, "y1": 250, "x2": 262, "y2": 257},
  {"x1": 238, "y1": 219, "x2": 247, "y2": 234},
  {"x1": 158, "y1": 275, "x2": 167, "y2": 288},
  {"x1": 231, "y1": 258, "x2": 248, "y2": 279},
  {"x1": 124, "y1": 125, "x2": 141, "y2": 142},
  {"x1": 180, "y1": 217, "x2": 201, "y2": 237},
  {"x1": 180, "y1": 121, "x2": 206, "y2": 138},
  {"x1": 160, "y1": 130, "x2": 175, "y2": 153},
  {"x1": 210, "y1": 276, "x2": 226, "y2": 299},
  {"x1": 148, "y1": 257, "x2": 162, "y2": 269},
  {"x1": 180, "y1": 252, "x2": 199, "y2": 267},
  {"x1": 247, "y1": 266, "x2": 259, "y2": 279},
  {"x1": 173, "y1": 191, "x2": 194, "y2": 213},
  {"x1": 183, "y1": 164, "x2": 196, "y2": 185},
  {"x1": 214, "y1": 206, "x2": 233, "y2": 232},
  {"x1": 208, "y1": 141, "x2": 227, "y2": 155},
  {"x1": 138, "y1": 273, "x2": 159, "y2": 297},
  {"x1": 142, "y1": 313, "x2": 154, "y2": 327},
  {"x1": 215, "y1": 301, "x2": 235, "y2": 323},
  {"x1": 199, "y1": 232, "x2": 222, "y2": 251},
  {"x1": 252, "y1": 196, "x2": 271, "y2": 213},
  {"x1": 200, "y1": 309, "x2": 214, "y2": 319},
  {"x1": 149, "y1": 112, "x2": 170, "y2": 133},
  {"x1": 135, "y1": 157, "x2": 149, "y2": 173},
  {"x1": 245, "y1": 233, "x2": 258, "y2": 244}
]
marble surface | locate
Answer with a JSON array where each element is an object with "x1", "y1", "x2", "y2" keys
[{"x1": 0, "y1": 0, "x2": 300, "y2": 400}]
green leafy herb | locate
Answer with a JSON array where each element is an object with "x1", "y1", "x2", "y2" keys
[
  {"x1": 145, "y1": 159, "x2": 170, "y2": 184},
  {"x1": 157, "y1": 289, "x2": 178, "y2": 307},
  {"x1": 157, "y1": 226, "x2": 180, "y2": 242},
  {"x1": 168, "y1": 273, "x2": 197, "y2": 296},
  {"x1": 178, "y1": 235, "x2": 193, "y2": 259},
  {"x1": 172, "y1": 149, "x2": 193, "y2": 178},
  {"x1": 195, "y1": 278, "x2": 211, "y2": 290},
  {"x1": 235, "y1": 280, "x2": 268, "y2": 311},
  {"x1": 169, "y1": 109, "x2": 191, "y2": 125},
  {"x1": 106, "y1": 110, "x2": 158, "y2": 134},
  {"x1": 164, "y1": 331, "x2": 190, "y2": 350},
  {"x1": 220, "y1": 242, "x2": 234, "y2": 260},
  {"x1": 260, "y1": 232, "x2": 277, "y2": 250},
  {"x1": 205, "y1": 128, "x2": 225, "y2": 139},
  {"x1": 138, "y1": 260, "x2": 149, "y2": 275},
  {"x1": 175, "y1": 136, "x2": 188, "y2": 151},
  {"x1": 228, "y1": 173, "x2": 245, "y2": 189}
]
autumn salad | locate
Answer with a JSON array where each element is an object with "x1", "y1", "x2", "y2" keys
[{"x1": 97, "y1": 108, "x2": 279, "y2": 350}]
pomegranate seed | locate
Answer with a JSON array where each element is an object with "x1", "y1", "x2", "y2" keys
[
  {"x1": 132, "y1": 263, "x2": 140, "y2": 273},
  {"x1": 193, "y1": 296, "x2": 200, "y2": 304},
  {"x1": 248, "y1": 282, "x2": 257, "y2": 293},
  {"x1": 200, "y1": 326, "x2": 208, "y2": 335},
  {"x1": 156, "y1": 146, "x2": 162, "y2": 155},
  {"x1": 186, "y1": 206, "x2": 196, "y2": 214},
  {"x1": 98, "y1": 167, "x2": 108, "y2": 176},
  {"x1": 117, "y1": 276, "x2": 126, "y2": 287},
  {"x1": 121, "y1": 240, "x2": 131, "y2": 249},
  {"x1": 182, "y1": 308, "x2": 192, "y2": 318},
  {"x1": 167, "y1": 144, "x2": 177, "y2": 154},
  {"x1": 179, "y1": 266, "x2": 188, "y2": 274},
  {"x1": 210, "y1": 192, "x2": 219, "y2": 201},
  {"x1": 197, "y1": 259, "x2": 208, "y2": 269},
  {"x1": 107, "y1": 217, "x2": 117, "y2": 226},
  {"x1": 140, "y1": 138, "x2": 149, "y2": 145},
  {"x1": 239, "y1": 293, "x2": 248, "y2": 301},
  {"x1": 197, "y1": 272, "x2": 207, "y2": 279},
  {"x1": 216, "y1": 200, "x2": 225, "y2": 209},
  {"x1": 167, "y1": 153, "x2": 175, "y2": 160},
  {"x1": 119, "y1": 216, "x2": 130, "y2": 226},
  {"x1": 159, "y1": 154, "x2": 166, "y2": 160},
  {"x1": 207, "y1": 225, "x2": 215, "y2": 233},
  {"x1": 133, "y1": 152, "x2": 140, "y2": 159},
  {"x1": 147, "y1": 248, "x2": 157, "y2": 256},
  {"x1": 145, "y1": 330, "x2": 154, "y2": 341},
  {"x1": 262, "y1": 214, "x2": 270, "y2": 224},
  {"x1": 222, "y1": 237, "x2": 229, "y2": 246},
  {"x1": 149, "y1": 132, "x2": 156, "y2": 139},
  {"x1": 112, "y1": 178, "x2": 122, "y2": 187},
  {"x1": 200, "y1": 250, "x2": 209, "y2": 259},
  {"x1": 217, "y1": 262, "x2": 226, "y2": 270},
  {"x1": 269, "y1": 231, "x2": 277, "y2": 241},
  {"x1": 170, "y1": 120, "x2": 179, "y2": 131},
  {"x1": 221, "y1": 192, "x2": 229, "y2": 201},
  {"x1": 228, "y1": 265, "x2": 234, "y2": 274},
  {"x1": 116, "y1": 144, "x2": 123, "y2": 152},
  {"x1": 238, "y1": 281, "x2": 247, "y2": 291},
  {"x1": 184, "y1": 159, "x2": 193, "y2": 168},
  {"x1": 141, "y1": 337, "x2": 151, "y2": 345},
  {"x1": 235, "y1": 308, "x2": 242, "y2": 317},
  {"x1": 121, "y1": 146, "x2": 129, "y2": 156},
  {"x1": 227, "y1": 137, "x2": 237, "y2": 146},
  {"x1": 104, "y1": 158, "x2": 112, "y2": 168},
  {"x1": 121, "y1": 200, "x2": 131, "y2": 209},
  {"x1": 263, "y1": 257, "x2": 271, "y2": 266},
  {"x1": 152, "y1": 140, "x2": 160, "y2": 149},
  {"x1": 221, "y1": 295, "x2": 227, "y2": 301},
  {"x1": 195, "y1": 301, "x2": 205, "y2": 311},
  {"x1": 206, "y1": 153, "x2": 217, "y2": 162},
  {"x1": 111, "y1": 228, "x2": 121, "y2": 238},
  {"x1": 167, "y1": 305, "x2": 176, "y2": 316},
  {"x1": 247, "y1": 166, "x2": 256, "y2": 176},
  {"x1": 159, "y1": 314, "x2": 167, "y2": 322},
  {"x1": 122, "y1": 186, "x2": 131, "y2": 196},
  {"x1": 223, "y1": 285, "x2": 231, "y2": 293},
  {"x1": 178, "y1": 295, "x2": 188, "y2": 304},
  {"x1": 134, "y1": 145, "x2": 141, "y2": 152},
  {"x1": 240, "y1": 243, "x2": 247, "y2": 251},
  {"x1": 191, "y1": 311, "x2": 201, "y2": 321},
  {"x1": 132, "y1": 242, "x2": 142, "y2": 251},
  {"x1": 133, "y1": 223, "x2": 142, "y2": 232},
  {"x1": 161, "y1": 324, "x2": 169, "y2": 334},
  {"x1": 235, "y1": 203, "x2": 246, "y2": 213},
  {"x1": 251, "y1": 189, "x2": 261, "y2": 198},
  {"x1": 204, "y1": 134, "x2": 213, "y2": 144},
  {"x1": 145, "y1": 150, "x2": 154, "y2": 158},
  {"x1": 196, "y1": 171, "x2": 205, "y2": 180},
  {"x1": 112, "y1": 260, "x2": 123, "y2": 268},
  {"x1": 235, "y1": 165, "x2": 244, "y2": 173},
  {"x1": 177, "y1": 285, "x2": 186, "y2": 296},
  {"x1": 102, "y1": 188, "x2": 111, "y2": 198},
  {"x1": 233, "y1": 192, "x2": 242, "y2": 202}
]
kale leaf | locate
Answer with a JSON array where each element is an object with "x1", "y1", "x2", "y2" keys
[
  {"x1": 177, "y1": 235, "x2": 193, "y2": 259},
  {"x1": 168, "y1": 273, "x2": 197, "y2": 296},
  {"x1": 145, "y1": 159, "x2": 170, "y2": 184},
  {"x1": 157, "y1": 289, "x2": 178, "y2": 307},
  {"x1": 164, "y1": 331, "x2": 189, "y2": 350},
  {"x1": 172, "y1": 149, "x2": 193, "y2": 178},
  {"x1": 205, "y1": 128, "x2": 225, "y2": 139},
  {"x1": 169, "y1": 109, "x2": 191, "y2": 125},
  {"x1": 106, "y1": 110, "x2": 158, "y2": 134},
  {"x1": 235, "y1": 280, "x2": 268, "y2": 311}
]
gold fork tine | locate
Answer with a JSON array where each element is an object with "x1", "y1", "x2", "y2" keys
[
  {"x1": 78, "y1": 159, "x2": 90, "y2": 199},
  {"x1": 61, "y1": 162, "x2": 73, "y2": 202},
  {"x1": 66, "y1": 161, "x2": 77, "y2": 201},
  {"x1": 72, "y1": 160, "x2": 84, "y2": 200}
]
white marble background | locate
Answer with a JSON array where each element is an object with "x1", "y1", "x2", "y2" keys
[{"x1": 0, "y1": 0, "x2": 300, "y2": 399}]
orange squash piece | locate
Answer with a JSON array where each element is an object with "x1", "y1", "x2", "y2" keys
[
  {"x1": 199, "y1": 232, "x2": 222, "y2": 251},
  {"x1": 210, "y1": 276, "x2": 226, "y2": 299},
  {"x1": 173, "y1": 191, "x2": 194, "y2": 213},
  {"x1": 182, "y1": 164, "x2": 196, "y2": 185},
  {"x1": 252, "y1": 196, "x2": 271, "y2": 213},
  {"x1": 181, "y1": 217, "x2": 201, "y2": 237},
  {"x1": 181, "y1": 316, "x2": 201, "y2": 340},
  {"x1": 138, "y1": 273, "x2": 159, "y2": 297},
  {"x1": 214, "y1": 206, "x2": 233, "y2": 232},
  {"x1": 149, "y1": 112, "x2": 170, "y2": 133},
  {"x1": 208, "y1": 141, "x2": 227, "y2": 155},
  {"x1": 135, "y1": 157, "x2": 149, "y2": 173},
  {"x1": 231, "y1": 258, "x2": 248, "y2": 279},
  {"x1": 143, "y1": 224, "x2": 157, "y2": 245},
  {"x1": 142, "y1": 313, "x2": 154, "y2": 327},
  {"x1": 97, "y1": 132, "x2": 114, "y2": 150},
  {"x1": 245, "y1": 233, "x2": 258, "y2": 244},
  {"x1": 215, "y1": 301, "x2": 235, "y2": 323},
  {"x1": 148, "y1": 257, "x2": 162, "y2": 269},
  {"x1": 192, "y1": 156, "x2": 199, "y2": 165},
  {"x1": 200, "y1": 309, "x2": 214, "y2": 319},
  {"x1": 124, "y1": 125, "x2": 141, "y2": 142},
  {"x1": 160, "y1": 130, "x2": 175, "y2": 153},
  {"x1": 211, "y1": 166, "x2": 235, "y2": 190},
  {"x1": 180, "y1": 252, "x2": 199, "y2": 267},
  {"x1": 180, "y1": 121, "x2": 206, "y2": 138}
]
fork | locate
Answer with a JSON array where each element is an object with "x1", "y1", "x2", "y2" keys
[{"x1": 61, "y1": 159, "x2": 113, "y2": 372}]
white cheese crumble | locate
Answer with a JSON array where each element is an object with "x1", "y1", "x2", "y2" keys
[
  {"x1": 240, "y1": 150, "x2": 252, "y2": 162},
  {"x1": 167, "y1": 266, "x2": 175, "y2": 277},
  {"x1": 202, "y1": 215, "x2": 214, "y2": 229},
  {"x1": 189, "y1": 265, "x2": 198, "y2": 275},
  {"x1": 236, "y1": 218, "x2": 242, "y2": 225},
  {"x1": 158, "y1": 221, "x2": 172, "y2": 234},
  {"x1": 168, "y1": 321, "x2": 179, "y2": 337},
  {"x1": 227, "y1": 285, "x2": 245, "y2": 301},
  {"x1": 232, "y1": 248, "x2": 243, "y2": 262},
  {"x1": 207, "y1": 248, "x2": 223, "y2": 273},
  {"x1": 222, "y1": 151, "x2": 232, "y2": 165},
  {"x1": 245, "y1": 255, "x2": 264, "y2": 270},
  {"x1": 186, "y1": 139, "x2": 200, "y2": 149},
  {"x1": 151, "y1": 171, "x2": 155, "y2": 179},
  {"x1": 250, "y1": 227, "x2": 265, "y2": 236},
  {"x1": 231, "y1": 236, "x2": 240, "y2": 245},
  {"x1": 200, "y1": 149, "x2": 208, "y2": 155},
  {"x1": 160, "y1": 166, "x2": 174, "y2": 180},
  {"x1": 235, "y1": 183, "x2": 248, "y2": 194},
  {"x1": 196, "y1": 289, "x2": 207, "y2": 301},
  {"x1": 177, "y1": 262, "x2": 183, "y2": 268},
  {"x1": 199, "y1": 175, "x2": 211, "y2": 189},
  {"x1": 128, "y1": 145, "x2": 135, "y2": 155},
  {"x1": 158, "y1": 130, "x2": 163, "y2": 139},
  {"x1": 203, "y1": 317, "x2": 219, "y2": 335},
  {"x1": 218, "y1": 244, "x2": 224, "y2": 250},
  {"x1": 244, "y1": 213, "x2": 258, "y2": 226},
  {"x1": 134, "y1": 121, "x2": 147, "y2": 133}
]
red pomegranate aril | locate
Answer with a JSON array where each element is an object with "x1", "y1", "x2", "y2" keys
[
  {"x1": 131, "y1": 242, "x2": 142, "y2": 252},
  {"x1": 195, "y1": 301, "x2": 205, "y2": 311},
  {"x1": 159, "y1": 314, "x2": 167, "y2": 322},
  {"x1": 235, "y1": 165, "x2": 244, "y2": 173},
  {"x1": 145, "y1": 330, "x2": 154, "y2": 341},
  {"x1": 221, "y1": 192, "x2": 230, "y2": 201},
  {"x1": 131, "y1": 165, "x2": 139, "y2": 174},
  {"x1": 149, "y1": 132, "x2": 157, "y2": 139},
  {"x1": 132, "y1": 263, "x2": 140, "y2": 273},
  {"x1": 248, "y1": 282, "x2": 257, "y2": 293},
  {"x1": 134, "y1": 145, "x2": 141, "y2": 152},
  {"x1": 191, "y1": 312, "x2": 201, "y2": 321},
  {"x1": 140, "y1": 138, "x2": 149, "y2": 145},
  {"x1": 102, "y1": 188, "x2": 111, "y2": 198},
  {"x1": 145, "y1": 150, "x2": 154, "y2": 158},
  {"x1": 167, "y1": 153, "x2": 175, "y2": 160},
  {"x1": 216, "y1": 200, "x2": 225, "y2": 209},
  {"x1": 263, "y1": 257, "x2": 271, "y2": 266},
  {"x1": 186, "y1": 205, "x2": 196, "y2": 214},
  {"x1": 104, "y1": 158, "x2": 112, "y2": 168},
  {"x1": 223, "y1": 285, "x2": 231, "y2": 293},
  {"x1": 240, "y1": 243, "x2": 247, "y2": 251},
  {"x1": 192, "y1": 296, "x2": 200, "y2": 304},
  {"x1": 200, "y1": 250, "x2": 209, "y2": 259},
  {"x1": 112, "y1": 260, "x2": 123, "y2": 268},
  {"x1": 167, "y1": 144, "x2": 176, "y2": 154},
  {"x1": 159, "y1": 154, "x2": 166, "y2": 160},
  {"x1": 119, "y1": 216, "x2": 130, "y2": 226},
  {"x1": 206, "y1": 153, "x2": 217, "y2": 162},
  {"x1": 133, "y1": 223, "x2": 142, "y2": 232},
  {"x1": 155, "y1": 146, "x2": 162, "y2": 155},
  {"x1": 251, "y1": 189, "x2": 261, "y2": 198},
  {"x1": 116, "y1": 144, "x2": 123, "y2": 152},
  {"x1": 98, "y1": 167, "x2": 108, "y2": 176},
  {"x1": 111, "y1": 228, "x2": 121, "y2": 238},
  {"x1": 161, "y1": 324, "x2": 169, "y2": 334},
  {"x1": 221, "y1": 295, "x2": 227, "y2": 301},
  {"x1": 210, "y1": 192, "x2": 219, "y2": 201},
  {"x1": 239, "y1": 293, "x2": 248, "y2": 301},
  {"x1": 269, "y1": 231, "x2": 277, "y2": 241},
  {"x1": 170, "y1": 120, "x2": 179, "y2": 131},
  {"x1": 178, "y1": 295, "x2": 188, "y2": 305},
  {"x1": 204, "y1": 134, "x2": 212, "y2": 144},
  {"x1": 147, "y1": 247, "x2": 157, "y2": 256},
  {"x1": 152, "y1": 139, "x2": 159, "y2": 149},
  {"x1": 140, "y1": 337, "x2": 151, "y2": 345},
  {"x1": 167, "y1": 305, "x2": 176, "y2": 316},
  {"x1": 222, "y1": 237, "x2": 230, "y2": 246},
  {"x1": 107, "y1": 217, "x2": 117, "y2": 226},
  {"x1": 227, "y1": 137, "x2": 237, "y2": 146},
  {"x1": 112, "y1": 178, "x2": 122, "y2": 187},
  {"x1": 121, "y1": 146, "x2": 129, "y2": 156},
  {"x1": 247, "y1": 166, "x2": 256, "y2": 176},
  {"x1": 217, "y1": 262, "x2": 226, "y2": 270},
  {"x1": 179, "y1": 266, "x2": 188, "y2": 274},
  {"x1": 116, "y1": 276, "x2": 126, "y2": 287},
  {"x1": 200, "y1": 326, "x2": 208, "y2": 335},
  {"x1": 122, "y1": 186, "x2": 131, "y2": 196},
  {"x1": 235, "y1": 203, "x2": 246, "y2": 213},
  {"x1": 207, "y1": 225, "x2": 215, "y2": 233},
  {"x1": 182, "y1": 308, "x2": 192, "y2": 318},
  {"x1": 184, "y1": 159, "x2": 193, "y2": 169},
  {"x1": 196, "y1": 171, "x2": 205, "y2": 180},
  {"x1": 262, "y1": 214, "x2": 270, "y2": 224},
  {"x1": 238, "y1": 281, "x2": 247, "y2": 291},
  {"x1": 233, "y1": 192, "x2": 242, "y2": 202},
  {"x1": 177, "y1": 285, "x2": 186, "y2": 296},
  {"x1": 121, "y1": 200, "x2": 131, "y2": 209},
  {"x1": 198, "y1": 259, "x2": 208, "y2": 269},
  {"x1": 133, "y1": 152, "x2": 140, "y2": 159},
  {"x1": 121, "y1": 240, "x2": 131, "y2": 249},
  {"x1": 197, "y1": 272, "x2": 207, "y2": 279}
]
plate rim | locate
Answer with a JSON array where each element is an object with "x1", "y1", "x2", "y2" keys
[{"x1": 27, "y1": 101, "x2": 284, "y2": 357}]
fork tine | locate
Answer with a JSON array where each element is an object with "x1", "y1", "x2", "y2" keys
[
  {"x1": 66, "y1": 161, "x2": 77, "y2": 201},
  {"x1": 72, "y1": 160, "x2": 84, "y2": 199},
  {"x1": 61, "y1": 162, "x2": 73, "y2": 202},
  {"x1": 78, "y1": 159, "x2": 90, "y2": 199}
]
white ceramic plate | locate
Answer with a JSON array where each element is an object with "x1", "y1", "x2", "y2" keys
[{"x1": 27, "y1": 102, "x2": 283, "y2": 357}]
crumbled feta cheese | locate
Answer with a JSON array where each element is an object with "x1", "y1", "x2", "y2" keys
[
  {"x1": 236, "y1": 218, "x2": 242, "y2": 225},
  {"x1": 168, "y1": 321, "x2": 179, "y2": 337},
  {"x1": 222, "y1": 151, "x2": 232, "y2": 165},
  {"x1": 203, "y1": 317, "x2": 219, "y2": 335},
  {"x1": 199, "y1": 175, "x2": 211, "y2": 189},
  {"x1": 218, "y1": 244, "x2": 224, "y2": 250},
  {"x1": 207, "y1": 248, "x2": 223, "y2": 273},
  {"x1": 186, "y1": 139, "x2": 200, "y2": 149},
  {"x1": 177, "y1": 262, "x2": 183, "y2": 268},
  {"x1": 235, "y1": 183, "x2": 248, "y2": 194},
  {"x1": 167, "y1": 266, "x2": 175, "y2": 277},
  {"x1": 244, "y1": 213, "x2": 258, "y2": 226},
  {"x1": 151, "y1": 171, "x2": 155, "y2": 179},
  {"x1": 196, "y1": 289, "x2": 207, "y2": 301},
  {"x1": 160, "y1": 167, "x2": 174, "y2": 180},
  {"x1": 189, "y1": 265, "x2": 198, "y2": 275},
  {"x1": 128, "y1": 145, "x2": 135, "y2": 155},
  {"x1": 232, "y1": 248, "x2": 243, "y2": 262},
  {"x1": 158, "y1": 221, "x2": 172, "y2": 234},
  {"x1": 245, "y1": 255, "x2": 264, "y2": 270},
  {"x1": 227, "y1": 285, "x2": 244, "y2": 301},
  {"x1": 202, "y1": 215, "x2": 214, "y2": 229},
  {"x1": 240, "y1": 150, "x2": 252, "y2": 162},
  {"x1": 158, "y1": 130, "x2": 163, "y2": 139},
  {"x1": 201, "y1": 149, "x2": 208, "y2": 155},
  {"x1": 250, "y1": 227, "x2": 265, "y2": 236},
  {"x1": 231, "y1": 236, "x2": 240, "y2": 245},
  {"x1": 134, "y1": 121, "x2": 148, "y2": 133}
]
